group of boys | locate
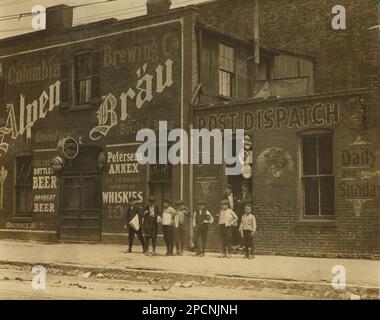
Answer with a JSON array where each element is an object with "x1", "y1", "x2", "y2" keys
[
  {"x1": 125, "y1": 183, "x2": 256, "y2": 259},
  {"x1": 125, "y1": 196, "x2": 191, "y2": 257}
]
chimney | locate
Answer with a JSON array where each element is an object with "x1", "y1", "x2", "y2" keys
[
  {"x1": 146, "y1": 0, "x2": 172, "y2": 15},
  {"x1": 46, "y1": 5, "x2": 73, "y2": 32}
]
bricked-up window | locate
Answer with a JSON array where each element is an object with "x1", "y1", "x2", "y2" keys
[
  {"x1": 219, "y1": 44, "x2": 235, "y2": 98},
  {"x1": 301, "y1": 133, "x2": 335, "y2": 216},
  {"x1": 73, "y1": 51, "x2": 101, "y2": 106},
  {"x1": 15, "y1": 155, "x2": 33, "y2": 217}
]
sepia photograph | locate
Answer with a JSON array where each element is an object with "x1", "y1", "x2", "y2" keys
[{"x1": 0, "y1": 0, "x2": 379, "y2": 306}]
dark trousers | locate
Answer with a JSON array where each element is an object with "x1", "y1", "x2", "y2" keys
[
  {"x1": 219, "y1": 225, "x2": 232, "y2": 255},
  {"x1": 232, "y1": 213, "x2": 243, "y2": 246},
  {"x1": 174, "y1": 223, "x2": 186, "y2": 253},
  {"x1": 231, "y1": 225, "x2": 241, "y2": 246},
  {"x1": 162, "y1": 225, "x2": 174, "y2": 254},
  {"x1": 128, "y1": 226, "x2": 145, "y2": 252},
  {"x1": 194, "y1": 225, "x2": 208, "y2": 253},
  {"x1": 145, "y1": 237, "x2": 157, "y2": 252},
  {"x1": 243, "y1": 230, "x2": 255, "y2": 257}
]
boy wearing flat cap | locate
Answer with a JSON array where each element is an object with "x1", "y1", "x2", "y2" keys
[
  {"x1": 124, "y1": 196, "x2": 146, "y2": 254},
  {"x1": 143, "y1": 195, "x2": 161, "y2": 256},
  {"x1": 193, "y1": 201, "x2": 214, "y2": 256},
  {"x1": 218, "y1": 199, "x2": 238, "y2": 258},
  {"x1": 239, "y1": 203, "x2": 257, "y2": 259}
]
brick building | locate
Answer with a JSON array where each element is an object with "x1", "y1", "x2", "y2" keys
[{"x1": 0, "y1": 0, "x2": 379, "y2": 258}]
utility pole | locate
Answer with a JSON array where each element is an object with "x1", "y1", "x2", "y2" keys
[{"x1": 253, "y1": 0, "x2": 260, "y2": 83}]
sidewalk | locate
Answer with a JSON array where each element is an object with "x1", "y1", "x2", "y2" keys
[{"x1": 0, "y1": 240, "x2": 379, "y2": 298}]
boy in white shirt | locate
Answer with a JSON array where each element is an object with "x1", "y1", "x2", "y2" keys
[
  {"x1": 218, "y1": 199, "x2": 238, "y2": 258},
  {"x1": 161, "y1": 199, "x2": 176, "y2": 256},
  {"x1": 173, "y1": 200, "x2": 189, "y2": 256},
  {"x1": 239, "y1": 203, "x2": 257, "y2": 259}
]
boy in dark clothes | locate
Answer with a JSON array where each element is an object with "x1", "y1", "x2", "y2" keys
[
  {"x1": 143, "y1": 195, "x2": 160, "y2": 256},
  {"x1": 124, "y1": 197, "x2": 145, "y2": 253},
  {"x1": 173, "y1": 200, "x2": 189, "y2": 256},
  {"x1": 193, "y1": 201, "x2": 214, "y2": 256}
]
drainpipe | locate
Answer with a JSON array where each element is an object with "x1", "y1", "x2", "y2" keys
[
  {"x1": 253, "y1": 0, "x2": 260, "y2": 90},
  {"x1": 188, "y1": 26, "x2": 203, "y2": 248},
  {"x1": 252, "y1": 0, "x2": 260, "y2": 202}
]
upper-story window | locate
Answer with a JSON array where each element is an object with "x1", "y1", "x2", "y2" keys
[
  {"x1": 219, "y1": 43, "x2": 235, "y2": 98},
  {"x1": 301, "y1": 132, "x2": 335, "y2": 217},
  {"x1": 257, "y1": 56, "x2": 273, "y2": 81},
  {"x1": 73, "y1": 51, "x2": 101, "y2": 107}
]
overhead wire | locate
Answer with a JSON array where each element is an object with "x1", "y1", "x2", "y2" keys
[{"x1": 0, "y1": 0, "x2": 204, "y2": 34}]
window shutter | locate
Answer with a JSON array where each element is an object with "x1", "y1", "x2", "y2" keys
[
  {"x1": 60, "y1": 60, "x2": 70, "y2": 108},
  {"x1": 91, "y1": 51, "x2": 101, "y2": 102}
]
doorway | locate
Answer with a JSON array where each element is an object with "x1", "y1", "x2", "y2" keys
[
  {"x1": 58, "y1": 145, "x2": 103, "y2": 242},
  {"x1": 59, "y1": 174, "x2": 101, "y2": 242}
]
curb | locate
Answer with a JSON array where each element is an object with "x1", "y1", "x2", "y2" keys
[{"x1": 0, "y1": 260, "x2": 378, "y2": 300}]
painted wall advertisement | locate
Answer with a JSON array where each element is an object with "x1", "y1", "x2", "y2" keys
[
  {"x1": 33, "y1": 155, "x2": 58, "y2": 215},
  {"x1": 89, "y1": 21, "x2": 182, "y2": 144},
  {"x1": 339, "y1": 137, "x2": 380, "y2": 217},
  {"x1": 0, "y1": 21, "x2": 183, "y2": 227},
  {"x1": 195, "y1": 101, "x2": 340, "y2": 131},
  {"x1": 103, "y1": 145, "x2": 147, "y2": 220},
  {"x1": 0, "y1": 21, "x2": 182, "y2": 158}
]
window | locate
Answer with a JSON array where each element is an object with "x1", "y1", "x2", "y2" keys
[
  {"x1": 219, "y1": 44, "x2": 235, "y2": 98},
  {"x1": 301, "y1": 133, "x2": 334, "y2": 217},
  {"x1": 73, "y1": 51, "x2": 101, "y2": 106},
  {"x1": 149, "y1": 164, "x2": 172, "y2": 183},
  {"x1": 15, "y1": 155, "x2": 33, "y2": 217},
  {"x1": 148, "y1": 163, "x2": 172, "y2": 209},
  {"x1": 257, "y1": 56, "x2": 273, "y2": 81},
  {"x1": 148, "y1": 146, "x2": 172, "y2": 209}
]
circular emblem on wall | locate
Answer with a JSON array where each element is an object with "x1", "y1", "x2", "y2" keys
[
  {"x1": 51, "y1": 156, "x2": 65, "y2": 173},
  {"x1": 58, "y1": 137, "x2": 79, "y2": 160},
  {"x1": 97, "y1": 152, "x2": 106, "y2": 170},
  {"x1": 257, "y1": 147, "x2": 294, "y2": 179}
]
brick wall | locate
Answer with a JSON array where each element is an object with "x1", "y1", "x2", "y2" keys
[
  {"x1": 0, "y1": 9, "x2": 198, "y2": 241},
  {"x1": 197, "y1": 0, "x2": 380, "y2": 98},
  {"x1": 194, "y1": 92, "x2": 380, "y2": 259}
]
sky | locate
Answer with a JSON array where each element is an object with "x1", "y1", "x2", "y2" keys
[{"x1": 0, "y1": 0, "x2": 211, "y2": 39}]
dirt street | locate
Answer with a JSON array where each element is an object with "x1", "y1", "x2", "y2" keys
[{"x1": 0, "y1": 269, "x2": 312, "y2": 300}]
